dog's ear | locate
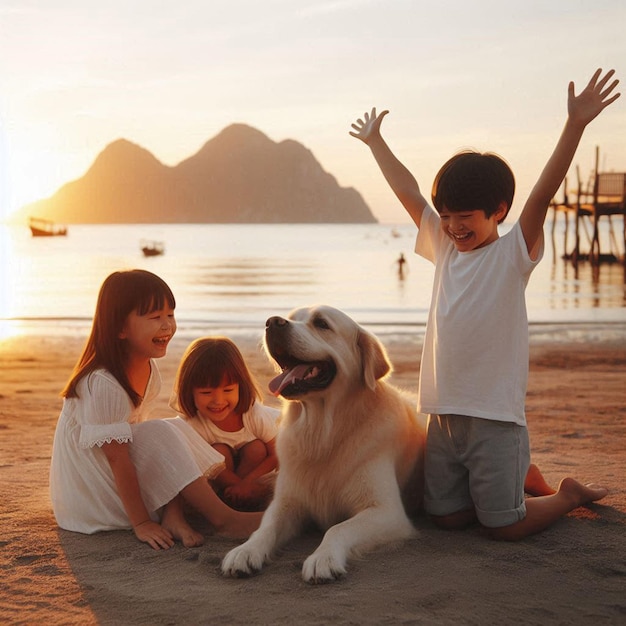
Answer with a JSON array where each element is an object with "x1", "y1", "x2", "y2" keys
[{"x1": 358, "y1": 329, "x2": 391, "y2": 390}]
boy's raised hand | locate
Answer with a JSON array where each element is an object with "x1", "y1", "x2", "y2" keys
[
  {"x1": 350, "y1": 107, "x2": 389, "y2": 144},
  {"x1": 568, "y1": 68, "x2": 620, "y2": 127}
]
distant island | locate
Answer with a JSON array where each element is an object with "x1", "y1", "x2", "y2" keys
[{"x1": 15, "y1": 124, "x2": 376, "y2": 224}]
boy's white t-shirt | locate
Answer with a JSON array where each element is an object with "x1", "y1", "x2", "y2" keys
[{"x1": 415, "y1": 205, "x2": 543, "y2": 426}]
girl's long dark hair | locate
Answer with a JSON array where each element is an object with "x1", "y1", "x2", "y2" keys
[{"x1": 62, "y1": 269, "x2": 175, "y2": 407}]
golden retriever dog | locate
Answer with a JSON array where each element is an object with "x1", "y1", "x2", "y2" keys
[{"x1": 221, "y1": 305, "x2": 426, "y2": 583}]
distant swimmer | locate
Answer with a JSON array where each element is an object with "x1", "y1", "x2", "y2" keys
[{"x1": 396, "y1": 252, "x2": 407, "y2": 280}]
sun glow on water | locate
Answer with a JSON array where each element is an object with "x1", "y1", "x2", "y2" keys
[
  {"x1": 0, "y1": 226, "x2": 17, "y2": 321},
  {"x1": 0, "y1": 320, "x2": 28, "y2": 341},
  {"x1": 0, "y1": 222, "x2": 624, "y2": 343}
]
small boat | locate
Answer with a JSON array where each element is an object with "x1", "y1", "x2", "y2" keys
[
  {"x1": 29, "y1": 217, "x2": 68, "y2": 237},
  {"x1": 141, "y1": 240, "x2": 165, "y2": 257}
]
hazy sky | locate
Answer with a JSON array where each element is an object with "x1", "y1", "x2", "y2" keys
[{"x1": 1, "y1": 0, "x2": 625, "y2": 223}]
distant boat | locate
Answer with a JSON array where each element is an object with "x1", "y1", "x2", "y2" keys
[
  {"x1": 141, "y1": 240, "x2": 165, "y2": 257},
  {"x1": 29, "y1": 217, "x2": 68, "y2": 237}
]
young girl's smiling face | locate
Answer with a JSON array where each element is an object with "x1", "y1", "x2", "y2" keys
[
  {"x1": 119, "y1": 305, "x2": 176, "y2": 359},
  {"x1": 193, "y1": 379, "x2": 241, "y2": 427}
]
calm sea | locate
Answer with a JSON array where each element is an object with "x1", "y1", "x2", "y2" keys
[{"x1": 1, "y1": 222, "x2": 625, "y2": 341}]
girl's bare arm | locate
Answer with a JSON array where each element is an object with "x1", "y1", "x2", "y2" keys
[{"x1": 102, "y1": 440, "x2": 174, "y2": 549}]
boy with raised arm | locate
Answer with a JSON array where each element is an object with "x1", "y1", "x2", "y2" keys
[{"x1": 350, "y1": 68, "x2": 620, "y2": 540}]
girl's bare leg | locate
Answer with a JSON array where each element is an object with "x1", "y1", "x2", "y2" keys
[
  {"x1": 161, "y1": 496, "x2": 205, "y2": 548},
  {"x1": 236, "y1": 440, "x2": 267, "y2": 478},
  {"x1": 181, "y1": 477, "x2": 262, "y2": 538},
  {"x1": 490, "y1": 478, "x2": 608, "y2": 541},
  {"x1": 212, "y1": 443, "x2": 235, "y2": 472}
]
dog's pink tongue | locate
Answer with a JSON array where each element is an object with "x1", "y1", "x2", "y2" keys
[{"x1": 268, "y1": 364, "x2": 311, "y2": 396}]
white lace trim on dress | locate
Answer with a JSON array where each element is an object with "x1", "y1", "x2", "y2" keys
[{"x1": 79, "y1": 422, "x2": 133, "y2": 449}]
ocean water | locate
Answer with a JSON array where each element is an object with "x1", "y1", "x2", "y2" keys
[{"x1": 1, "y1": 222, "x2": 625, "y2": 341}]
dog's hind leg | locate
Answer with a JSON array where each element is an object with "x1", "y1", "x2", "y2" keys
[{"x1": 221, "y1": 498, "x2": 306, "y2": 577}]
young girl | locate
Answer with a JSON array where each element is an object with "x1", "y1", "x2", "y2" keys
[
  {"x1": 171, "y1": 337, "x2": 280, "y2": 511},
  {"x1": 49, "y1": 269, "x2": 261, "y2": 550}
]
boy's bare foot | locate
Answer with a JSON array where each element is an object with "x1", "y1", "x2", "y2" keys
[
  {"x1": 525, "y1": 463, "x2": 556, "y2": 496},
  {"x1": 558, "y1": 477, "x2": 608, "y2": 507}
]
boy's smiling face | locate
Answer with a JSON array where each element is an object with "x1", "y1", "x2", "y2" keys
[{"x1": 439, "y1": 203, "x2": 506, "y2": 252}]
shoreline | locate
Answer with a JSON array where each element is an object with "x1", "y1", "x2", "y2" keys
[
  {"x1": 2, "y1": 317, "x2": 626, "y2": 341},
  {"x1": 1, "y1": 330, "x2": 625, "y2": 624}
]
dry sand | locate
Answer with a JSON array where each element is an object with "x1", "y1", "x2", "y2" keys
[{"x1": 1, "y1": 328, "x2": 625, "y2": 625}]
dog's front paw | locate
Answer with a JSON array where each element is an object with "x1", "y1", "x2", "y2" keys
[
  {"x1": 221, "y1": 543, "x2": 267, "y2": 578},
  {"x1": 301, "y1": 551, "x2": 347, "y2": 584}
]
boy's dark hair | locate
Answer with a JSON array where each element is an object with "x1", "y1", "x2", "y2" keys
[{"x1": 431, "y1": 151, "x2": 515, "y2": 224}]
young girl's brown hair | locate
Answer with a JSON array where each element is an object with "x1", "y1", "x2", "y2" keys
[{"x1": 173, "y1": 337, "x2": 262, "y2": 419}]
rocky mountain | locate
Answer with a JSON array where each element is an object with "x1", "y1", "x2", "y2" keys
[{"x1": 18, "y1": 124, "x2": 376, "y2": 224}]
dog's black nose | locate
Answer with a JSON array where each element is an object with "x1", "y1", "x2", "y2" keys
[{"x1": 266, "y1": 316, "x2": 288, "y2": 329}]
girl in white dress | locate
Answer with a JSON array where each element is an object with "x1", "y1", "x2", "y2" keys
[
  {"x1": 171, "y1": 337, "x2": 280, "y2": 511},
  {"x1": 50, "y1": 270, "x2": 262, "y2": 549}
]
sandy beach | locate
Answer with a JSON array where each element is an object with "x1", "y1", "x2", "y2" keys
[{"x1": 1, "y1": 328, "x2": 625, "y2": 625}]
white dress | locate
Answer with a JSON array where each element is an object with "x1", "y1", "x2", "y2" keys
[{"x1": 49, "y1": 362, "x2": 225, "y2": 534}]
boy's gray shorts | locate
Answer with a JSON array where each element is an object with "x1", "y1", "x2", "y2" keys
[{"x1": 424, "y1": 414, "x2": 530, "y2": 528}]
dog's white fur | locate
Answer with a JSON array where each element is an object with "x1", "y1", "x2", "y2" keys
[{"x1": 221, "y1": 305, "x2": 426, "y2": 583}]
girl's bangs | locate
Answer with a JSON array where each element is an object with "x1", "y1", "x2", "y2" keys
[
  {"x1": 135, "y1": 284, "x2": 176, "y2": 315},
  {"x1": 199, "y1": 363, "x2": 238, "y2": 389}
]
